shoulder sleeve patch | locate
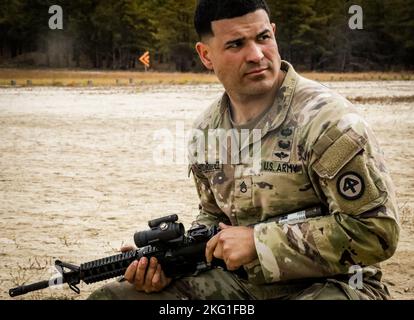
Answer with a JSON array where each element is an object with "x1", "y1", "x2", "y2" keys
[
  {"x1": 316, "y1": 154, "x2": 387, "y2": 215},
  {"x1": 313, "y1": 128, "x2": 367, "y2": 179},
  {"x1": 336, "y1": 172, "x2": 365, "y2": 200}
]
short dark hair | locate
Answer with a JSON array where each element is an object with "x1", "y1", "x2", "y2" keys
[{"x1": 194, "y1": 0, "x2": 271, "y2": 39}]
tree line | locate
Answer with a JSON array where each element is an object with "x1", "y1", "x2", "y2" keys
[{"x1": 0, "y1": 0, "x2": 412, "y2": 71}]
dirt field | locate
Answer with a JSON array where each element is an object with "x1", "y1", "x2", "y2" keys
[
  {"x1": 0, "y1": 68, "x2": 413, "y2": 87},
  {"x1": 0, "y1": 81, "x2": 413, "y2": 300}
]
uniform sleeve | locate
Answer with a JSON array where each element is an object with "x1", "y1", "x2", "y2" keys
[{"x1": 251, "y1": 112, "x2": 400, "y2": 284}]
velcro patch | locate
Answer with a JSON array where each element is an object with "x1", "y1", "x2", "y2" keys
[
  {"x1": 318, "y1": 155, "x2": 386, "y2": 215},
  {"x1": 313, "y1": 128, "x2": 367, "y2": 179}
]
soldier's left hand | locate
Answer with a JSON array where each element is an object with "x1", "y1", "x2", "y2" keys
[
  {"x1": 205, "y1": 223, "x2": 258, "y2": 271},
  {"x1": 121, "y1": 245, "x2": 172, "y2": 293}
]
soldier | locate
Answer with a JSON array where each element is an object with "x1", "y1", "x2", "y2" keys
[{"x1": 89, "y1": 0, "x2": 399, "y2": 300}]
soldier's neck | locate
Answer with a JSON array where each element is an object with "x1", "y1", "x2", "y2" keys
[{"x1": 229, "y1": 71, "x2": 286, "y2": 126}]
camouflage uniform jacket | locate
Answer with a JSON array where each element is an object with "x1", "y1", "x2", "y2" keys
[{"x1": 188, "y1": 61, "x2": 400, "y2": 285}]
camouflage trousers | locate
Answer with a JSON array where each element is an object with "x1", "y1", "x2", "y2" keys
[{"x1": 87, "y1": 268, "x2": 390, "y2": 300}]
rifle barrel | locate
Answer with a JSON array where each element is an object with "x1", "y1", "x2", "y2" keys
[{"x1": 9, "y1": 280, "x2": 51, "y2": 297}]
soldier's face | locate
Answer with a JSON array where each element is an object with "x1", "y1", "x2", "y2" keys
[{"x1": 196, "y1": 10, "x2": 281, "y2": 98}]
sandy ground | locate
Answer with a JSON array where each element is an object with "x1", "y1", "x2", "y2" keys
[
  {"x1": 0, "y1": 81, "x2": 413, "y2": 300},
  {"x1": 1, "y1": 68, "x2": 412, "y2": 87}
]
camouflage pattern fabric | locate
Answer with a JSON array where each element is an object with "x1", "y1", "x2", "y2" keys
[
  {"x1": 88, "y1": 267, "x2": 390, "y2": 300},
  {"x1": 187, "y1": 61, "x2": 399, "y2": 292}
]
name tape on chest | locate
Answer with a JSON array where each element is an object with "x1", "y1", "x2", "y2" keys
[{"x1": 196, "y1": 161, "x2": 222, "y2": 173}]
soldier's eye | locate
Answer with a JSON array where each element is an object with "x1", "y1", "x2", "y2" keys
[
  {"x1": 226, "y1": 40, "x2": 243, "y2": 49},
  {"x1": 258, "y1": 34, "x2": 271, "y2": 41}
]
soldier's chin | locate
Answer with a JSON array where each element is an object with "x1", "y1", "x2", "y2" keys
[{"x1": 244, "y1": 80, "x2": 274, "y2": 95}]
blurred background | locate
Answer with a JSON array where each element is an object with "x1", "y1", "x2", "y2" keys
[{"x1": 0, "y1": 0, "x2": 413, "y2": 72}]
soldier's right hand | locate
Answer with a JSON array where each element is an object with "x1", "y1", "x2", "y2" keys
[{"x1": 121, "y1": 246, "x2": 172, "y2": 293}]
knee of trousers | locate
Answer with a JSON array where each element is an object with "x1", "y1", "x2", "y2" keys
[{"x1": 87, "y1": 280, "x2": 175, "y2": 300}]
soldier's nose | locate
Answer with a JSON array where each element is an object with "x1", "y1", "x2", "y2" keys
[{"x1": 245, "y1": 43, "x2": 264, "y2": 64}]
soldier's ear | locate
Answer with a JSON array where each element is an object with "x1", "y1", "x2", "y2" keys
[
  {"x1": 272, "y1": 23, "x2": 277, "y2": 38},
  {"x1": 196, "y1": 42, "x2": 214, "y2": 71}
]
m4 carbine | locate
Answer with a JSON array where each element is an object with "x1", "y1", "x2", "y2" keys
[
  {"x1": 9, "y1": 215, "x2": 220, "y2": 297},
  {"x1": 9, "y1": 207, "x2": 325, "y2": 297}
]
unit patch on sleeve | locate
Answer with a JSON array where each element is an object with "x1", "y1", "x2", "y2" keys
[{"x1": 336, "y1": 172, "x2": 365, "y2": 200}]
